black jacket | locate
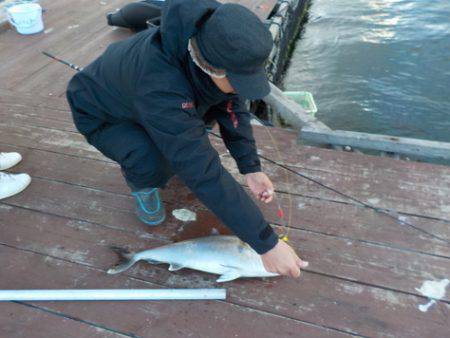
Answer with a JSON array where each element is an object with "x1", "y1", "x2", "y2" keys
[{"x1": 67, "y1": 0, "x2": 278, "y2": 254}]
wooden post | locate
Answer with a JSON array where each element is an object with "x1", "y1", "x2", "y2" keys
[{"x1": 301, "y1": 127, "x2": 450, "y2": 160}]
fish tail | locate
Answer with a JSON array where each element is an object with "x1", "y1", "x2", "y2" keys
[{"x1": 107, "y1": 246, "x2": 138, "y2": 274}]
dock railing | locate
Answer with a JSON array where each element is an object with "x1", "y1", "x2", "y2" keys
[{"x1": 264, "y1": 83, "x2": 450, "y2": 161}]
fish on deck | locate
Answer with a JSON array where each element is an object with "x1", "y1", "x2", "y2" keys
[{"x1": 107, "y1": 235, "x2": 278, "y2": 282}]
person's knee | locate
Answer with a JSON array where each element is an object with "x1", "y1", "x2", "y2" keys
[
  {"x1": 67, "y1": 90, "x2": 104, "y2": 137},
  {"x1": 121, "y1": 146, "x2": 173, "y2": 189},
  {"x1": 123, "y1": 163, "x2": 173, "y2": 190},
  {"x1": 123, "y1": 147, "x2": 171, "y2": 177}
]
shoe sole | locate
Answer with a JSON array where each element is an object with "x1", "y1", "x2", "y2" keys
[{"x1": 137, "y1": 213, "x2": 166, "y2": 226}]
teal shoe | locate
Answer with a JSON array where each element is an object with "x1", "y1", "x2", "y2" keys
[{"x1": 131, "y1": 188, "x2": 166, "y2": 226}]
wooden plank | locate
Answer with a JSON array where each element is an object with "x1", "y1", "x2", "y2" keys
[
  {"x1": 0, "y1": 246, "x2": 342, "y2": 338},
  {"x1": 2, "y1": 140, "x2": 448, "y2": 259},
  {"x1": 222, "y1": 0, "x2": 278, "y2": 20},
  {"x1": 2, "y1": 201, "x2": 449, "y2": 304},
  {"x1": 5, "y1": 101, "x2": 450, "y2": 199},
  {"x1": 1, "y1": 0, "x2": 274, "y2": 96},
  {"x1": 302, "y1": 126, "x2": 450, "y2": 161},
  {"x1": 0, "y1": 0, "x2": 86, "y2": 67},
  {"x1": 0, "y1": 103, "x2": 446, "y2": 336},
  {"x1": 257, "y1": 160, "x2": 450, "y2": 222},
  {"x1": 0, "y1": 0, "x2": 130, "y2": 91},
  {"x1": 3, "y1": 90, "x2": 450, "y2": 201},
  {"x1": 218, "y1": 143, "x2": 450, "y2": 222},
  {"x1": 253, "y1": 126, "x2": 450, "y2": 178},
  {"x1": 0, "y1": 0, "x2": 86, "y2": 62},
  {"x1": 0, "y1": 89, "x2": 70, "y2": 111},
  {"x1": 2, "y1": 144, "x2": 126, "y2": 194},
  {"x1": 0, "y1": 122, "x2": 106, "y2": 161},
  {"x1": 2, "y1": 105, "x2": 450, "y2": 226},
  {"x1": 0, "y1": 104, "x2": 76, "y2": 132},
  {"x1": 0, "y1": 302, "x2": 126, "y2": 338},
  {"x1": 1, "y1": 205, "x2": 449, "y2": 337},
  {"x1": 255, "y1": 136, "x2": 450, "y2": 220},
  {"x1": 0, "y1": 99, "x2": 446, "y2": 252},
  {"x1": 264, "y1": 160, "x2": 450, "y2": 222},
  {"x1": 14, "y1": 26, "x2": 131, "y2": 96},
  {"x1": 2, "y1": 105, "x2": 450, "y2": 223},
  {"x1": 18, "y1": 1, "x2": 276, "y2": 96},
  {"x1": 250, "y1": 127, "x2": 450, "y2": 220},
  {"x1": 263, "y1": 192, "x2": 450, "y2": 257},
  {"x1": 4, "y1": 175, "x2": 450, "y2": 299},
  {"x1": 7, "y1": 90, "x2": 450, "y2": 190}
]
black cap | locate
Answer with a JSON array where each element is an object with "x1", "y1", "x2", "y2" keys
[{"x1": 194, "y1": 3, "x2": 273, "y2": 100}]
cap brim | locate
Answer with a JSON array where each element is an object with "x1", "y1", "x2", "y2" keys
[{"x1": 227, "y1": 67, "x2": 270, "y2": 100}]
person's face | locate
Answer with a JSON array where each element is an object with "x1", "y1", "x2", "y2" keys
[{"x1": 210, "y1": 75, "x2": 236, "y2": 94}]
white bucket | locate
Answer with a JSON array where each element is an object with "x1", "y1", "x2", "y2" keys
[{"x1": 6, "y1": 3, "x2": 44, "y2": 35}]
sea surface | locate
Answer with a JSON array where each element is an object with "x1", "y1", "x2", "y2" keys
[{"x1": 284, "y1": 0, "x2": 450, "y2": 143}]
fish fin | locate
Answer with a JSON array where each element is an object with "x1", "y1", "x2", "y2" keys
[
  {"x1": 168, "y1": 263, "x2": 184, "y2": 271},
  {"x1": 210, "y1": 228, "x2": 220, "y2": 236},
  {"x1": 107, "y1": 246, "x2": 138, "y2": 274},
  {"x1": 109, "y1": 246, "x2": 134, "y2": 260},
  {"x1": 216, "y1": 271, "x2": 241, "y2": 283}
]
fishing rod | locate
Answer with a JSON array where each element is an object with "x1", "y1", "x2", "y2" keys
[
  {"x1": 42, "y1": 51, "x2": 450, "y2": 245},
  {"x1": 42, "y1": 51, "x2": 83, "y2": 71},
  {"x1": 208, "y1": 131, "x2": 449, "y2": 244},
  {"x1": 231, "y1": 113, "x2": 450, "y2": 244}
]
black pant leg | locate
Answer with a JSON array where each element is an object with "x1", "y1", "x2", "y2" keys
[
  {"x1": 89, "y1": 121, "x2": 173, "y2": 190},
  {"x1": 67, "y1": 89, "x2": 173, "y2": 190}
]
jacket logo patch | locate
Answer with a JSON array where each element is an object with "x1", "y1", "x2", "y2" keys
[
  {"x1": 227, "y1": 100, "x2": 239, "y2": 129},
  {"x1": 182, "y1": 101, "x2": 194, "y2": 109}
]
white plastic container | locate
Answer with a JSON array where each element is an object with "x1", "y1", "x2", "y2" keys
[
  {"x1": 283, "y1": 91, "x2": 318, "y2": 117},
  {"x1": 6, "y1": 2, "x2": 44, "y2": 35}
]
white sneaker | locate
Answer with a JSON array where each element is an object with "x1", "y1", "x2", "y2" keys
[
  {"x1": 0, "y1": 152, "x2": 22, "y2": 170},
  {"x1": 0, "y1": 172, "x2": 31, "y2": 200}
]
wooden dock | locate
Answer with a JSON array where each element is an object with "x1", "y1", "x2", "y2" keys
[{"x1": 0, "y1": 1, "x2": 449, "y2": 337}]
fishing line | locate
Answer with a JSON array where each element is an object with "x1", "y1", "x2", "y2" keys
[
  {"x1": 42, "y1": 51, "x2": 449, "y2": 245},
  {"x1": 251, "y1": 147, "x2": 449, "y2": 243},
  {"x1": 210, "y1": 128, "x2": 449, "y2": 245},
  {"x1": 247, "y1": 112, "x2": 292, "y2": 242}
]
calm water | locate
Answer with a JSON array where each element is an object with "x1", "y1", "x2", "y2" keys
[{"x1": 284, "y1": 0, "x2": 450, "y2": 142}]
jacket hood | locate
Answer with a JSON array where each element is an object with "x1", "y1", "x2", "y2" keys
[{"x1": 160, "y1": 0, "x2": 220, "y2": 61}]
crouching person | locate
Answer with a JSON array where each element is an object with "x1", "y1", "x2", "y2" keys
[{"x1": 67, "y1": 0, "x2": 307, "y2": 278}]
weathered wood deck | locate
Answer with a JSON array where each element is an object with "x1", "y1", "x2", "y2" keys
[{"x1": 0, "y1": 1, "x2": 449, "y2": 337}]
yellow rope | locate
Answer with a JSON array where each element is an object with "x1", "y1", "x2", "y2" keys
[{"x1": 260, "y1": 124, "x2": 293, "y2": 242}]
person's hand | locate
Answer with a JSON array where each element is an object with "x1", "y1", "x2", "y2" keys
[
  {"x1": 245, "y1": 172, "x2": 274, "y2": 203},
  {"x1": 261, "y1": 240, "x2": 308, "y2": 278}
]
